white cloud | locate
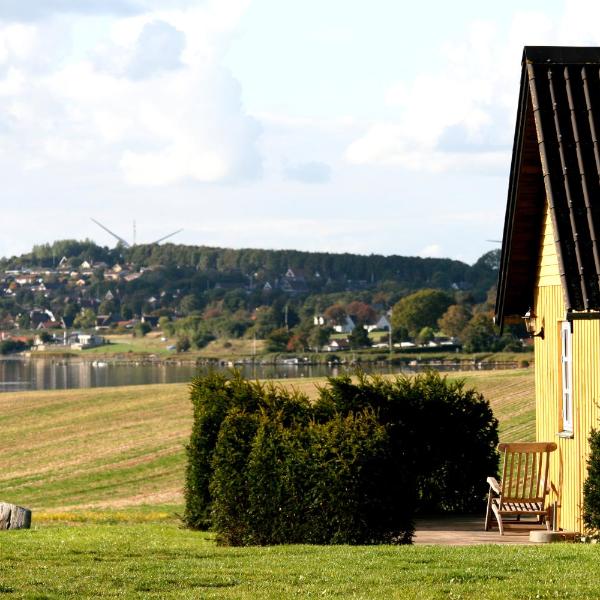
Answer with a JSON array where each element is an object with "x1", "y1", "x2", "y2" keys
[
  {"x1": 126, "y1": 20, "x2": 185, "y2": 79},
  {"x1": 345, "y1": 9, "x2": 596, "y2": 174},
  {"x1": 0, "y1": 1, "x2": 140, "y2": 22},
  {"x1": 121, "y1": 141, "x2": 228, "y2": 186},
  {"x1": 0, "y1": 1, "x2": 261, "y2": 186},
  {"x1": 0, "y1": 1, "x2": 208, "y2": 22}
]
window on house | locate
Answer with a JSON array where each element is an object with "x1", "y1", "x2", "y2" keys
[{"x1": 561, "y1": 321, "x2": 573, "y2": 435}]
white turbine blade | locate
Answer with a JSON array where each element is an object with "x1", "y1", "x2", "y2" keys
[
  {"x1": 149, "y1": 229, "x2": 183, "y2": 245},
  {"x1": 91, "y1": 218, "x2": 130, "y2": 247}
]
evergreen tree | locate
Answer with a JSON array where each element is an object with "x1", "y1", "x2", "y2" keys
[
  {"x1": 349, "y1": 325, "x2": 371, "y2": 349},
  {"x1": 583, "y1": 429, "x2": 600, "y2": 532}
]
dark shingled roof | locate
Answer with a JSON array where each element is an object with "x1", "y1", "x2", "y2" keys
[{"x1": 496, "y1": 46, "x2": 600, "y2": 326}]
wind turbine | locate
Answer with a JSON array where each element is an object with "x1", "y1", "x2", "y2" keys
[{"x1": 91, "y1": 218, "x2": 183, "y2": 247}]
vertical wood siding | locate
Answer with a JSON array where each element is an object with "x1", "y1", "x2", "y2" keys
[
  {"x1": 534, "y1": 285, "x2": 564, "y2": 524},
  {"x1": 534, "y1": 206, "x2": 600, "y2": 532},
  {"x1": 538, "y1": 205, "x2": 562, "y2": 287},
  {"x1": 571, "y1": 319, "x2": 600, "y2": 531}
]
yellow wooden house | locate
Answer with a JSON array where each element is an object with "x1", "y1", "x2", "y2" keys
[{"x1": 496, "y1": 47, "x2": 600, "y2": 533}]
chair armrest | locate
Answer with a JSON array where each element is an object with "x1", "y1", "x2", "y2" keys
[{"x1": 486, "y1": 476, "x2": 501, "y2": 495}]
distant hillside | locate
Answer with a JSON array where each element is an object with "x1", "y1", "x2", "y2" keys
[
  {"x1": 0, "y1": 240, "x2": 502, "y2": 344},
  {"x1": 0, "y1": 240, "x2": 499, "y2": 300}
]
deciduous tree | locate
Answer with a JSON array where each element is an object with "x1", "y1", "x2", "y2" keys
[
  {"x1": 73, "y1": 308, "x2": 96, "y2": 329},
  {"x1": 391, "y1": 289, "x2": 452, "y2": 339},
  {"x1": 461, "y1": 313, "x2": 501, "y2": 352},
  {"x1": 308, "y1": 326, "x2": 332, "y2": 351},
  {"x1": 324, "y1": 303, "x2": 347, "y2": 326},
  {"x1": 346, "y1": 301, "x2": 377, "y2": 325},
  {"x1": 437, "y1": 304, "x2": 472, "y2": 338},
  {"x1": 266, "y1": 328, "x2": 291, "y2": 352},
  {"x1": 416, "y1": 326, "x2": 435, "y2": 345}
]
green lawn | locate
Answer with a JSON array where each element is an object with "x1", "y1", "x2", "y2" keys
[
  {"x1": 77, "y1": 334, "x2": 267, "y2": 359},
  {"x1": 1, "y1": 520, "x2": 599, "y2": 599},
  {"x1": 81, "y1": 333, "x2": 173, "y2": 355},
  {"x1": 0, "y1": 369, "x2": 582, "y2": 600}
]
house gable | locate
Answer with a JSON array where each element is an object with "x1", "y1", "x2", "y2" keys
[
  {"x1": 498, "y1": 45, "x2": 600, "y2": 533},
  {"x1": 537, "y1": 204, "x2": 561, "y2": 288},
  {"x1": 496, "y1": 46, "x2": 600, "y2": 326}
]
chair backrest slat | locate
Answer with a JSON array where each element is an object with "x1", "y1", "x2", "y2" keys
[
  {"x1": 500, "y1": 445, "x2": 510, "y2": 496},
  {"x1": 515, "y1": 452, "x2": 523, "y2": 497},
  {"x1": 521, "y1": 452, "x2": 530, "y2": 499},
  {"x1": 528, "y1": 453, "x2": 537, "y2": 498},
  {"x1": 505, "y1": 451, "x2": 514, "y2": 497},
  {"x1": 498, "y1": 442, "x2": 557, "y2": 504}
]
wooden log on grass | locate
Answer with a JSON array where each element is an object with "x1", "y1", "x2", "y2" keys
[{"x1": 0, "y1": 503, "x2": 32, "y2": 530}]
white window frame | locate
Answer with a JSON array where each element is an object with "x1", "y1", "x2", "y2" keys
[{"x1": 560, "y1": 320, "x2": 573, "y2": 435}]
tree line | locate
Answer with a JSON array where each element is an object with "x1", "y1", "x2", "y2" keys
[{"x1": 0, "y1": 240, "x2": 512, "y2": 352}]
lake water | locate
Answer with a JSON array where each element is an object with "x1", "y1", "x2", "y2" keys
[
  {"x1": 0, "y1": 357, "x2": 518, "y2": 393},
  {"x1": 0, "y1": 358, "x2": 355, "y2": 393}
]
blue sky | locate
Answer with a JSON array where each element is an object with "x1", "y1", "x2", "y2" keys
[{"x1": 0, "y1": 0, "x2": 597, "y2": 263}]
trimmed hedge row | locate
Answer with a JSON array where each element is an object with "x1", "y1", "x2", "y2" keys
[{"x1": 183, "y1": 371, "x2": 498, "y2": 545}]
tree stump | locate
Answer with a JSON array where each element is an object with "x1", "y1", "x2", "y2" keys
[{"x1": 0, "y1": 503, "x2": 32, "y2": 530}]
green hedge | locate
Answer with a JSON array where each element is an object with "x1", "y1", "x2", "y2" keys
[
  {"x1": 210, "y1": 409, "x2": 259, "y2": 545},
  {"x1": 183, "y1": 372, "x2": 310, "y2": 530},
  {"x1": 184, "y1": 371, "x2": 498, "y2": 544}
]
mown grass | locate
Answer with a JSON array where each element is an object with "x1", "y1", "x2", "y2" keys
[
  {"x1": 0, "y1": 370, "x2": 534, "y2": 513},
  {"x1": 0, "y1": 522, "x2": 599, "y2": 599},
  {"x1": 79, "y1": 333, "x2": 267, "y2": 358},
  {"x1": 82, "y1": 333, "x2": 173, "y2": 355},
  {"x1": 0, "y1": 369, "x2": 570, "y2": 600}
]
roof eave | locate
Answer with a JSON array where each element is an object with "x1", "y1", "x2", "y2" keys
[{"x1": 495, "y1": 58, "x2": 532, "y2": 327}]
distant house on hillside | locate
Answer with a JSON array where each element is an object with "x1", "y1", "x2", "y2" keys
[
  {"x1": 495, "y1": 46, "x2": 600, "y2": 533},
  {"x1": 365, "y1": 314, "x2": 391, "y2": 332},
  {"x1": 280, "y1": 268, "x2": 309, "y2": 294},
  {"x1": 71, "y1": 333, "x2": 105, "y2": 350},
  {"x1": 29, "y1": 309, "x2": 55, "y2": 328},
  {"x1": 324, "y1": 338, "x2": 350, "y2": 352},
  {"x1": 95, "y1": 314, "x2": 113, "y2": 329},
  {"x1": 141, "y1": 315, "x2": 159, "y2": 327},
  {"x1": 333, "y1": 315, "x2": 356, "y2": 334},
  {"x1": 284, "y1": 268, "x2": 306, "y2": 280}
]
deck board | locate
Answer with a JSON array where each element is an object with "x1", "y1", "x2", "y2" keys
[{"x1": 414, "y1": 515, "x2": 545, "y2": 545}]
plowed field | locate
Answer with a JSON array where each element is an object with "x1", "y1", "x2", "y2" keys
[{"x1": 0, "y1": 369, "x2": 534, "y2": 512}]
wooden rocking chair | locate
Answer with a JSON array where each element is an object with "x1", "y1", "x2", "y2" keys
[{"x1": 484, "y1": 442, "x2": 557, "y2": 535}]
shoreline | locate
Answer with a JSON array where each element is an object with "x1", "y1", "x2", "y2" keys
[{"x1": 3, "y1": 349, "x2": 533, "y2": 370}]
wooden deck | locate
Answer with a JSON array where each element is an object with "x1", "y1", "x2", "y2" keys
[{"x1": 414, "y1": 515, "x2": 546, "y2": 545}]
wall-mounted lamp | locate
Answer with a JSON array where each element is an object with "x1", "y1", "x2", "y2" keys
[{"x1": 523, "y1": 309, "x2": 544, "y2": 339}]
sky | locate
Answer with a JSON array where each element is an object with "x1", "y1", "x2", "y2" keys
[{"x1": 2, "y1": 0, "x2": 600, "y2": 264}]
